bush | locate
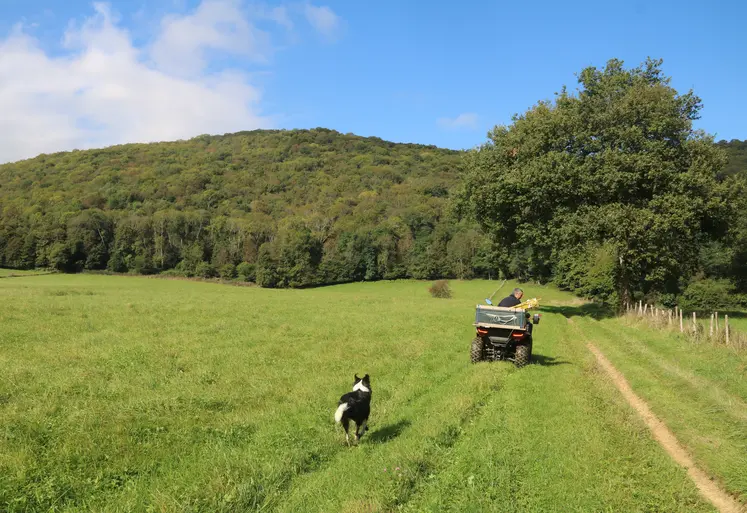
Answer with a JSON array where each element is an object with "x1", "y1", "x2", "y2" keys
[
  {"x1": 160, "y1": 269, "x2": 186, "y2": 278},
  {"x1": 678, "y1": 278, "x2": 745, "y2": 311},
  {"x1": 237, "y1": 262, "x2": 256, "y2": 282},
  {"x1": 195, "y1": 261, "x2": 218, "y2": 279},
  {"x1": 429, "y1": 280, "x2": 452, "y2": 298},
  {"x1": 219, "y1": 263, "x2": 237, "y2": 280}
]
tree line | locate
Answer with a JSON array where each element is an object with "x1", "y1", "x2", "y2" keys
[{"x1": 0, "y1": 129, "x2": 496, "y2": 287}]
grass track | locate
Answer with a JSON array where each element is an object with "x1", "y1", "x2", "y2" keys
[
  {"x1": 394, "y1": 313, "x2": 713, "y2": 512},
  {"x1": 0, "y1": 274, "x2": 738, "y2": 511},
  {"x1": 565, "y1": 314, "x2": 747, "y2": 506}
]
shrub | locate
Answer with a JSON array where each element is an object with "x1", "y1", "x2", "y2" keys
[
  {"x1": 236, "y1": 262, "x2": 256, "y2": 282},
  {"x1": 219, "y1": 263, "x2": 237, "y2": 280},
  {"x1": 678, "y1": 278, "x2": 745, "y2": 311},
  {"x1": 160, "y1": 269, "x2": 186, "y2": 278},
  {"x1": 429, "y1": 280, "x2": 452, "y2": 299},
  {"x1": 195, "y1": 261, "x2": 218, "y2": 279},
  {"x1": 174, "y1": 259, "x2": 195, "y2": 277}
]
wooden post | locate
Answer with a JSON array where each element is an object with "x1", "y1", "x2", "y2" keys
[
  {"x1": 725, "y1": 315, "x2": 730, "y2": 346},
  {"x1": 639, "y1": 300, "x2": 643, "y2": 315},
  {"x1": 668, "y1": 309, "x2": 672, "y2": 326},
  {"x1": 679, "y1": 309, "x2": 684, "y2": 333},
  {"x1": 715, "y1": 312, "x2": 719, "y2": 333},
  {"x1": 644, "y1": 304, "x2": 648, "y2": 315},
  {"x1": 710, "y1": 313, "x2": 714, "y2": 338},
  {"x1": 692, "y1": 312, "x2": 697, "y2": 335}
]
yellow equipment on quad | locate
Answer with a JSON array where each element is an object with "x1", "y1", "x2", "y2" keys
[{"x1": 470, "y1": 297, "x2": 541, "y2": 367}]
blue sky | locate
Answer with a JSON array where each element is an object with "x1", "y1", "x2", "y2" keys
[{"x1": 0, "y1": 0, "x2": 745, "y2": 163}]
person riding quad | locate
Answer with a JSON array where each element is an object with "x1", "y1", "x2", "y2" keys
[
  {"x1": 498, "y1": 288, "x2": 524, "y2": 307},
  {"x1": 498, "y1": 288, "x2": 533, "y2": 334}
]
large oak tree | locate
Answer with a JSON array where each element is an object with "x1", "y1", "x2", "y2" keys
[{"x1": 457, "y1": 58, "x2": 732, "y2": 305}]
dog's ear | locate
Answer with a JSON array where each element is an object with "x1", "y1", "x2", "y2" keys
[
  {"x1": 354, "y1": 374, "x2": 360, "y2": 381},
  {"x1": 363, "y1": 374, "x2": 369, "y2": 382}
]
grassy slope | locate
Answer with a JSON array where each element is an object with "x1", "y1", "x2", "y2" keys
[{"x1": 0, "y1": 275, "x2": 725, "y2": 512}]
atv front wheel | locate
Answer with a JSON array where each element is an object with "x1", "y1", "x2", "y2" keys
[
  {"x1": 470, "y1": 337, "x2": 485, "y2": 363},
  {"x1": 515, "y1": 344, "x2": 530, "y2": 368}
]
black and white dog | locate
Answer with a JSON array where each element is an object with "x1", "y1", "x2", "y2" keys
[{"x1": 334, "y1": 374, "x2": 371, "y2": 445}]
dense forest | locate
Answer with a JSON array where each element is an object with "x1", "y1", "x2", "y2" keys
[
  {"x1": 0, "y1": 129, "x2": 497, "y2": 287},
  {"x1": 1, "y1": 60, "x2": 746, "y2": 309}
]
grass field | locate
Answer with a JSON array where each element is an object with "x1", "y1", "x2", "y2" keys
[
  {"x1": 1, "y1": 274, "x2": 745, "y2": 512},
  {"x1": 0, "y1": 268, "x2": 54, "y2": 277}
]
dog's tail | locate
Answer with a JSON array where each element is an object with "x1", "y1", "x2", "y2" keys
[{"x1": 334, "y1": 402, "x2": 349, "y2": 423}]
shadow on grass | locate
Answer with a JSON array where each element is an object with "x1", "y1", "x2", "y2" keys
[
  {"x1": 368, "y1": 420, "x2": 411, "y2": 444},
  {"x1": 541, "y1": 303, "x2": 617, "y2": 320},
  {"x1": 531, "y1": 354, "x2": 572, "y2": 367}
]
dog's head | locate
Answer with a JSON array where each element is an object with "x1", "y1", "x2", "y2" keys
[{"x1": 353, "y1": 374, "x2": 371, "y2": 393}]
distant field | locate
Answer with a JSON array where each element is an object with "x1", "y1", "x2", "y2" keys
[
  {"x1": 0, "y1": 268, "x2": 53, "y2": 277},
  {"x1": 1, "y1": 275, "x2": 743, "y2": 511}
]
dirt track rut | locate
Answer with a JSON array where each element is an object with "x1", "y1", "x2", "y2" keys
[{"x1": 586, "y1": 340, "x2": 746, "y2": 513}]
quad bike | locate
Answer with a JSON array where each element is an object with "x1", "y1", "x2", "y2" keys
[{"x1": 470, "y1": 297, "x2": 540, "y2": 368}]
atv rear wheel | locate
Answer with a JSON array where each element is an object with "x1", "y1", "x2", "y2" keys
[
  {"x1": 470, "y1": 337, "x2": 485, "y2": 363},
  {"x1": 515, "y1": 343, "x2": 530, "y2": 368}
]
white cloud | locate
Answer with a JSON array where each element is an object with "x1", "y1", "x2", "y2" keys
[
  {"x1": 437, "y1": 113, "x2": 479, "y2": 130},
  {"x1": 0, "y1": 1, "x2": 343, "y2": 165},
  {"x1": 150, "y1": 0, "x2": 272, "y2": 77},
  {"x1": 303, "y1": 3, "x2": 341, "y2": 40}
]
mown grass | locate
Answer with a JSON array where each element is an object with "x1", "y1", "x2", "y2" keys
[
  {"x1": 0, "y1": 275, "x2": 724, "y2": 511},
  {"x1": 565, "y1": 313, "x2": 747, "y2": 506},
  {"x1": 0, "y1": 268, "x2": 54, "y2": 277}
]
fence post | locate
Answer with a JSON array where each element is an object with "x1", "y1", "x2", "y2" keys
[
  {"x1": 668, "y1": 309, "x2": 672, "y2": 327},
  {"x1": 715, "y1": 312, "x2": 719, "y2": 333},
  {"x1": 725, "y1": 315, "x2": 730, "y2": 346},
  {"x1": 692, "y1": 312, "x2": 697, "y2": 335},
  {"x1": 710, "y1": 313, "x2": 714, "y2": 338},
  {"x1": 639, "y1": 300, "x2": 643, "y2": 316},
  {"x1": 679, "y1": 309, "x2": 684, "y2": 333}
]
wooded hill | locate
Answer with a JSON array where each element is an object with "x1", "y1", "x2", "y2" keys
[
  {"x1": 718, "y1": 139, "x2": 747, "y2": 177},
  {"x1": 0, "y1": 129, "x2": 494, "y2": 287},
  {"x1": 1, "y1": 58, "x2": 747, "y2": 309}
]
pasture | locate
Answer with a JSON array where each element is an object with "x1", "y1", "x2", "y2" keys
[{"x1": 1, "y1": 274, "x2": 745, "y2": 512}]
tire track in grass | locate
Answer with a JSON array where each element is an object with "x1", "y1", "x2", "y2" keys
[
  {"x1": 566, "y1": 319, "x2": 746, "y2": 513},
  {"x1": 573, "y1": 317, "x2": 747, "y2": 504},
  {"x1": 252, "y1": 343, "x2": 475, "y2": 512},
  {"x1": 591, "y1": 321, "x2": 747, "y2": 423},
  {"x1": 270, "y1": 360, "x2": 513, "y2": 512},
  {"x1": 399, "y1": 312, "x2": 715, "y2": 512}
]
